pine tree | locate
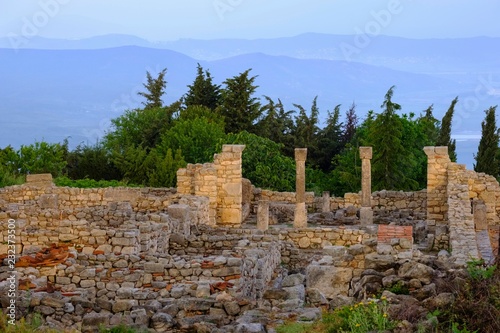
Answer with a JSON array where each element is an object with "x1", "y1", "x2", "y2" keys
[
  {"x1": 218, "y1": 69, "x2": 261, "y2": 133},
  {"x1": 474, "y1": 106, "x2": 499, "y2": 177},
  {"x1": 138, "y1": 69, "x2": 167, "y2": 110},
  {"x1": 437, "y1": 97, "x2": 458, "y2": 161},
  {"x1": 184, "y1": 64, "x2": 221, "y2": 110}
]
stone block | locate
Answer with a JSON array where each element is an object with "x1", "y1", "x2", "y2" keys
[
  {"x1": 112, "y1": 299, "x2": 138, "y2": 313},
  {"x1": 144, "y1": 262, "x2": 164, "y2": 274},
  {"x1": 294, "y1": 148, "x2": 307, "y2": 161},
  {"x1": 306, "y1": 265, "x2": 353, "y2": 298},
  {"x1": 82, "y1": 312, "x2": 111, "y2": 328},
  {"x1": 359, "y1": 146, "x2": 372, "y2": 159},
  {"x1": 168, "y1": 204, "x2": 189, "y2": 222},
  {"x1": 38, "y1": 194, "x2": 58, "y2": 209},
  {"x1": 26, "y1": 173, "x2": 53, "y2": 186}
]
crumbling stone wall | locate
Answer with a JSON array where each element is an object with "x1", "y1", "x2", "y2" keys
[
  {"x1": 177, "y1": 144, "x2": 245, "y2": 227},
  {"x1": 424, "y1": 146, "x2": 499, "y2": 264}
]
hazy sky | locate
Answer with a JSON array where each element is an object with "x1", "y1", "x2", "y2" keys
[{"x1": 1, "y1": 0, "x2": 500, "y2": 41}]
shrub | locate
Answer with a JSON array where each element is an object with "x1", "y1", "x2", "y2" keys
[{"x1": 437, "y1": 259, "x2": 500, "y2": 332}]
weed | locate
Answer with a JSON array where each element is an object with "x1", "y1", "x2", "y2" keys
[
  {"x1": 388, "y1": 280, "x2": 410, "y2": 295},
  {"x1": 466, "y1": 258, "x2": 496, "y2": 280},
  {"x1": 277, "y1": 297, "x2": 397, "y2": 333}
]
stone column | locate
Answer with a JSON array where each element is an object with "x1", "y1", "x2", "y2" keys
[
  {"x1": 359, "y1": 147, "x2": 373, "y2": 225},
  {"x1": 322, "y1": 191, "x2": 330, "y2": 213},
  {"x1": 294, "y1": 148, "x2": 308, "y2": 228},
  {"x1": 257, "y1": 200, "x2": 269, "y2": 231}
]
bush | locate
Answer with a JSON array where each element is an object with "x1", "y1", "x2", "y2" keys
[
  {"x1": 437, "y1": 260, "x2": 500, "y2": 332},
  {"x1": 54, "y1": 176, "x2": 137, "y2": 188}
]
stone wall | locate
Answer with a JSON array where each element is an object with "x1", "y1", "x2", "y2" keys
[{"x1": 251, "y1": 189, "x2": 426, "y2": 214}]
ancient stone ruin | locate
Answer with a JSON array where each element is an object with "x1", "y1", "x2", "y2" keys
[{"x1": 0, "y1": 145, "x2": 499, "y2": 332}]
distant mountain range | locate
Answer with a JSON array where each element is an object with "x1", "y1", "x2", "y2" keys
[{"x1": 1, "y1": 33, "x2": 499, "y2": 167}]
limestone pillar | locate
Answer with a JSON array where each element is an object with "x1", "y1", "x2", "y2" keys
[
  {"x1": 294, "y1": 148, "x2": 308, "y2": 228},
  {"x1": 424, "y1": 146, "x2": 451, "y2": 224},
  {"x1": 214, "y1": 144, "x2": 246, "y2": 227},
  {"x1": 359, "y1": 147, "x2": 373, "y2": 225},
  {"x1": 257, "y1": 200, "x2": 269, "y2": 231},
  {"x1": 322, "y1": 191, "x2": 330, "y2": 213}
]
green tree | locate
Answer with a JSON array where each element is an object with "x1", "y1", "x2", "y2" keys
[
  {"x1": 330, "y1": 111, "x2": 373, "y2": 196},
  {"x1": 218, "y1": 69, "x2": 262, "y2": 133},
  {"x1": 184, "y1": 64, "x2": 221, "y2": 110},
  {"x1": 0, "y1": 145, "x2": 18, "y2": 173},
  {"x1": 255, "y1": 96, "x2": 295, "y2": 157},
  {"x1": 400, "y1": 112, "x2": 428, "y2": 189},
  {"x1": 342, "y1": 102, "x2": 358, "y2": 146},
  {"x1": 367, "y1": 86, "x2": 417, "y2": 190},
  {"x1": 418, "y1": 104, "x2": 440, "y2": 145},
  {"x1": 474, "y1": 106, "x2": 499, "y2": 177},
  {"x1": 65, "y1": 141, "x2": 121, "y2": 181},
  {"x1": 104, "y1": 103, "x2": 180, "y2": 153},
  {"x1": 223, "y1": 131, "x2": 296, "y2": 191},
  {"x1": 112, "y1": 146, "x2": 185, "y2": 187},
  {"x1": 0, "y1": 145, "x2": 23, "y2": 187},
  {"x1": 437, "y1": 97, "x2": 458, "y2": 162},
  {"x1": 330, "y1": 143, "x2": 362, "y2": 195},
  {"x1": 144, "y1": 148, "x2": 186, "y2": 187},
  {"x1": 293, "y1": 96, "x2": 320, "y2": 166},
  {"x1": 316, "y1": 104, "x2": 343, "y2": 172},
  {"x1": 17, "y1": 141, "x2": 67, "y2": 177},
  {"x1": 138, "y1": 68, "x2": 167, "y2": 110},
  {"x1": 159, "y1": 111, "x2": 227, "y2": 164}
]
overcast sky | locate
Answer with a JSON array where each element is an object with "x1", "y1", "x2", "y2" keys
[{"x1": 1, "y1": 0, "x2": 500, "y2": 41}]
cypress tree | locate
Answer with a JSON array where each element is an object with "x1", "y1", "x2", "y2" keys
[
  {"x1": 437, "y1": 97, "x2": 458, "y2": 161},
  {"x1": 368, "y1": 86, "x2": 417, "y2": 190},
  {"x1": 474, "y1": 106, "x2": 499, "y2": 177}
]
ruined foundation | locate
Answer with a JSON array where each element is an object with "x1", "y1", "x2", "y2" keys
[{"x1": 1, "y1": 145, "x2": 499, "y2": 332}]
